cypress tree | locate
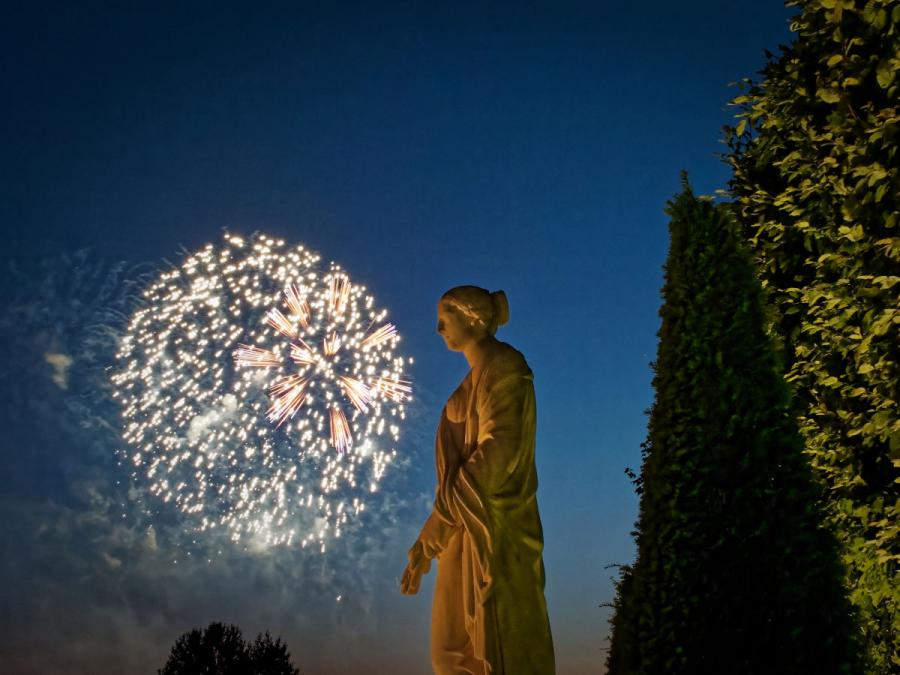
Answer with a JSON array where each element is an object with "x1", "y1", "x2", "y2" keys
[
  {"x1": 607, "y1": 180, "x2": 861, "y2": 674},
  {"x1": 726, "y1": 2, "x2": 899, "y2": 669}
]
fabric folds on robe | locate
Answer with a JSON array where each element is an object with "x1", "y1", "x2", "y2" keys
[{"x1": 419, "y1": 342, "x2": 555, "y2": 675}]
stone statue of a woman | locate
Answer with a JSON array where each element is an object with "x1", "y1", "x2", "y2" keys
[{"x1": 401, "y1": 285, "x2": 555, "y2": 674}]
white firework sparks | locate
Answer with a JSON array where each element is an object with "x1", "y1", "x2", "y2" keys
[{"x1": 111, "y1": 233, "x2": 411, "y2": 550}]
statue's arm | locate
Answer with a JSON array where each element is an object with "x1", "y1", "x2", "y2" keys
[
  {"x1": 417, "y1": 408, "x2": 463, "y2": 559},
  {"x1": 417, "y1": 507, "x2": 458, "y2": 559},
  {"x1": 458, "y1": 368, "x2": 530, "y2": 497}
]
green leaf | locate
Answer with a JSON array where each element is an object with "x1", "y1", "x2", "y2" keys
[
  {"x1": 817, "y1": 88, "x2": 841, "y2": 103},
  {"x1": 871, "y1": 411, "x2": 891, "y2": 431},
  {"x1": 876, "y1": 61, "x2": 895, "y2": 89}
]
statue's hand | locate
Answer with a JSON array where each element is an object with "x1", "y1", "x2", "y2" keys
[{"x1": 400, "y1": 541, "x2": 432, "y2": 595}]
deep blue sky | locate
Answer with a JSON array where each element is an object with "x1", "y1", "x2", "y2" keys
[{"x1": 1, "y1": 2, "x2": 794, "y2": 673}]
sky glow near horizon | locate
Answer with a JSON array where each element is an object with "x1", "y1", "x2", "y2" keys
[{"x1": 0, "y1": 2, "x2": 794, "y2": 673}]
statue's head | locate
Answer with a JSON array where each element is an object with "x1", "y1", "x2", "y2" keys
[{"x1": 437, "y1": 285, "x2": 509, "y2": 352}]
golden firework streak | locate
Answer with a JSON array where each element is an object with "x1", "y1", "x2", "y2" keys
[
  {"x1": 329, "y1": 407, "x2": 352, "y2": 454},
  {"x1": 267, "y1": 375, "x2": 309, "y2": 426},
  {"x1": 373, "y1": 376, "x2": 412, "y2": 402},
  {"x1": 338, "y1": 376, "x2": 371, "y2": 413},
  {"x1": 323, "y1": 332, "x2": 341, "y2": 356},
  {"x1": 361, "y1": 323, "x2": 397, "y2": 349},
  {"x1": 233, "y1": 344, "x2": 280, "y2": 368},
  {"x1": 290, "y1": 338, "x2": 316, "y2": 366},
  {"x1": 328, "y1": 275, "x2": 351, "y2": 317},
  {"x1": 265, "y1": 308, "x2": 297, "y2": 339},
  {"x1": 284, "y1": 284, "x2": 310, "y2": 327}
]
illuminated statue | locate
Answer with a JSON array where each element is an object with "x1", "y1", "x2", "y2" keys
[{"x1": 401, "y1": 286, "x2": 556, "y2": 674}]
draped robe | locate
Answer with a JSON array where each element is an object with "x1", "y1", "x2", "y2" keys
[{"x1": 418, "y1": 342, "x2": 555, "y2": 675}]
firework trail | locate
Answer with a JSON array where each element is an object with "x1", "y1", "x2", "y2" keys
[{"x1": 111, "y1": 233, "x2": 412, "y2": 550}]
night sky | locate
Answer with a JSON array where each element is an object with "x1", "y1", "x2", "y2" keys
[{"x1": 1, "y1": 2, "x2": 794, "y2": 673}]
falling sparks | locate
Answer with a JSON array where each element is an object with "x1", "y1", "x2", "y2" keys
[{"x1": 111, "y1": 233, "x2": 410, "y2": 549}]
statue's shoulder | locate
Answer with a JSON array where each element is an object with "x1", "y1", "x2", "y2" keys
[{"x1": 485, "y1": 341, "x2": 532, "y2": 381}]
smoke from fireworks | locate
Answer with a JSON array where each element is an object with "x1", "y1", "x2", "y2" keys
[{"x1": 111, "y1": 233, "x2": 411, "y2": 550}]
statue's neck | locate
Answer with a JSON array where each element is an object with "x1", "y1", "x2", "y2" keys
[{"x1": 463, "y1": 335, "x2": 499, "y2": 372}]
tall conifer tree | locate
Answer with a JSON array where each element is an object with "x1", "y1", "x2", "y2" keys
[{"x1": 607, "y1": 181, "x2": 861, "y2": 674}]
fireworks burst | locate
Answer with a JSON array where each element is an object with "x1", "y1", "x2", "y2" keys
[{"x1": 111, "y1": 233, "x2": 412, "y2": 550}]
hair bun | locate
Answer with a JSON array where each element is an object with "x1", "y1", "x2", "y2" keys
[{"x1": 490, "y1": 290, "x2": 509, "y2": 328}]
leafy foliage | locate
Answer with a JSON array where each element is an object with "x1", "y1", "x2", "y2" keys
[
  {"x1": 606, "y1": 181, "x2": 862, "y2": 674},
  {"x1": 603, "y1": 564, "x2": 638, "y2": 674},
  {"x1": 159, "y1": 622, "x2": 301, "y2": 675},
  {"x1": 725, "y1": 1, "x2": 899, "y2": 669}
]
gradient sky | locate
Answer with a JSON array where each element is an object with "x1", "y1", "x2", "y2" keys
[{"x1": 1, "y1": 2, "x2": 794, "y2": 673}]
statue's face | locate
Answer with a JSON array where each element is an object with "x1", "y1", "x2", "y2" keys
[{"x1": 437, "y1": 301, "x2": 479, "y2": 352}]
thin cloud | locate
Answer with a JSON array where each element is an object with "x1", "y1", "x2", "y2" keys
[{"x1": 44, "y1": 352, "x2": 73, "y2": 389}]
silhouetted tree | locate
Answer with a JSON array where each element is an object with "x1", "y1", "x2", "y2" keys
[
  {"x1": 159, "y1": 622, "x2": 301, "y2": 675},
  {"x1": 248, "y1": 631, "x2": 301, "y2": 675},
  {"x1": 606, "y1": 180, "x2": 862, "y2": 674},
  {"x1": 159, "y1": 622, "x2": 250, "y2": 675}
]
